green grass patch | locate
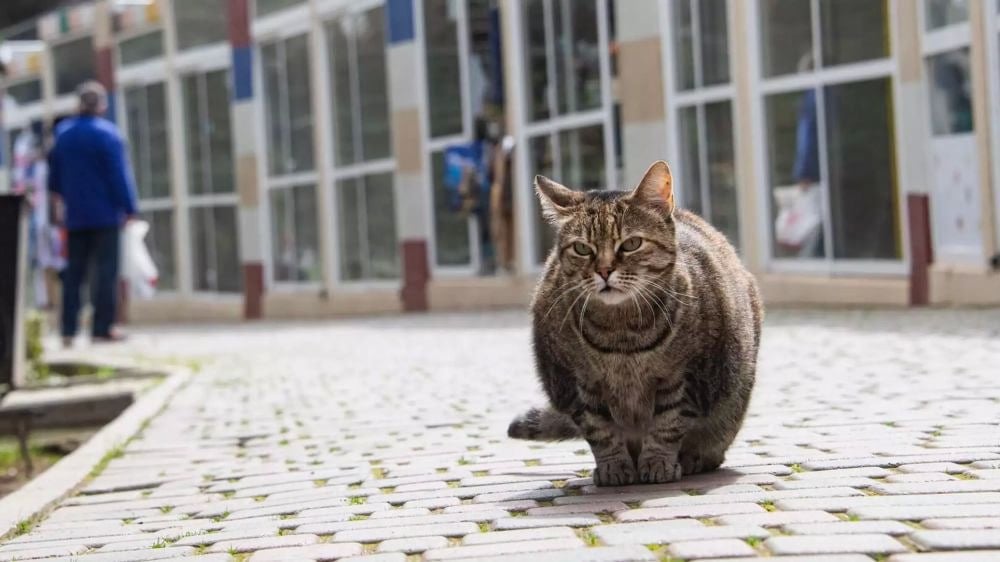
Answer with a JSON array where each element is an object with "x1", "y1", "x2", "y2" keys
[
  {"x1": 349, "y1": 496, "x2": 367, "y2": 505},
  {"x1": 759, "y1": 501, "x2": 776, "y2": 512}
]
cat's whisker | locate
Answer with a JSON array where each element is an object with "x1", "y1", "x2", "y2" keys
[
  {"x1": 559, "y1": 285, "x2": 594, "y2": 330},
  {"x1": 578, "y1": 292, "x2": 593, "y2": 335},
  {"x1": 540, "y1": 279, "x2": 590, "y2": 322}
]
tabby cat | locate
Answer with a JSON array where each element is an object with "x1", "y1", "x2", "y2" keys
[{"x1": 508, "y1": 161, "x2": 762, "y2": 486}]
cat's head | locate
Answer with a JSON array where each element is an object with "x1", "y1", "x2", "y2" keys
[{"x1": 535, "y1": 161, "x2": 678, "y2": 307}]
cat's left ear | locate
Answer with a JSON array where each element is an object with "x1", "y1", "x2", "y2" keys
[
  {"x1": 535, "y1": 175, "x2": 584, "y2": 225},
  {"x1": 630, "y1": 160, "x2": 675, "y2": 215}
]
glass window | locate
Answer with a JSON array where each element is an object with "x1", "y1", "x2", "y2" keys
[
  {"x1": 119, "y1": 29, "x2": 164, "y2": 66},
  {"x1": 143, "y1": 209, "x2": 176, "y2": 291},
  {"x1": 174, "y1": 0, "x2": 228, "y2": 50},
  {"x1": 759, "y1": 0, "x2": 813, "y2": 78},
  {"x1": 256, "y1": 0, "x2": 305, "y2": 17},
  {"x1": 424, "y1": 0, "x2": 463, "y2": 138},
  {"x1": 262, "y1": 34, "x2": 315, "y2": 175},
  {"x1": 52, "y1": 36, "x2": 95, "y2": 95},
  {"x1": 678, "y1": 106, "x2": 703, "y2": 214},
  {"x1": 270, "y1": 184, "x2": 321, "y2": 282},
  {"x1": 190, "y1": 205, "x2": 242, "y2": 292},
  {"x1": 765, "y1": 89, "x2": 825, "y2": 259},
  {"x1": 6, "y1": 79, "x2": 42, "y2": 106},
  {"x1": 927, "y1": 48, "x2": 974, "y2": 135},
  {"x1": 326, "y1": 7, "x2": 391, "y2": 166},
  {"x1": 673, "y1": 0, "x2": 730, "y2": 91},
  {"x1": 431, "y1": 151, "x2": 472, "y2": 266},
  {"x1": 819, "y1": 0, "x2": 889, "y2": 67},
  {"x1": 825, "y1": 78, "x2": 899, "y2": 260},
  {"x1": 182, "y1": 70, "x2": 235, "y2": 194},
  {"x1": 925, "y1": 0, "x2": 968, "y2": 30},
  {"x1": 704, "y1": 101, "x2": 739, "y2": 247},
  {"x1": 337, "y1": 173, "x2": 399, "y2": 281},
  {"x1": 530, "y1": 125, "x2": 606, "y2": 262},
  {"x1": 525, "y1": 0, "x2": 601, "y2": 121},
  {"x1": 765, "y1": 83, "x2": 899, "y2": 260},
  {"x1": 123, "y1": 82, "x2": 171, "y2": 200}
]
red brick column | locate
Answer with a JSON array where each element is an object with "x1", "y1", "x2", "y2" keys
[{"x1": 907, "y1": 194, "x2": 933, "y2": 306}]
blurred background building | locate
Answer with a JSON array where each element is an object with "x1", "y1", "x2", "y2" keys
[{"x1": 1, "y1": 0, "x2": 999, "y2": 323}]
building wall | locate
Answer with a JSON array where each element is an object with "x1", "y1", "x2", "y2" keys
[{"x1": 2, "y1": 0, "x2": 999, "y2": 321}]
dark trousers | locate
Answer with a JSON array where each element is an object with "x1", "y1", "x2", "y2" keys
[{"x1": 62, "y1": 227, "x2": 120, "y2": 338}]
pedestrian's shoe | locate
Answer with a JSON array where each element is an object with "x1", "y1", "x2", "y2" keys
[{"x1": 92, "y1": 331, "x2": 128, "y2": 344}]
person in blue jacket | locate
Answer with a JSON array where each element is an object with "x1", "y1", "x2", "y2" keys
[{"x1": 48, "y1": 81, "x2": 138, "y2": 345}]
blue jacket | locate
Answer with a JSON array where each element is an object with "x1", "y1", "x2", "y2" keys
[{"x1": 48, "y1": 115, "x2": 138, "y2": 231}]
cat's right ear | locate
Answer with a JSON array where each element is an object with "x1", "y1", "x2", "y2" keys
[
  {"x1": 631, "y1": 160, "x2": 676, "y2": 215},
  {"x1": 535, "y1": 175, "x2": 583, "y2": 225}
]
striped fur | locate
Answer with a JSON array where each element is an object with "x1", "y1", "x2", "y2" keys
[{"x1": 509, "y1": 161, "x2": 763, "y2": 486}]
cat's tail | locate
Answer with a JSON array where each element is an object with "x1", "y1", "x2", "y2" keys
[{"x1": 508, "y1": 407, "x2": 581, "y2": 441}]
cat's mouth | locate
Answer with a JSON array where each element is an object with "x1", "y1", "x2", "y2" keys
[{"x1": 595, "y1": 285, "x2": 630, "y2": 305}]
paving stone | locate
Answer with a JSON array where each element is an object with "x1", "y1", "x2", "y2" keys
[
  {"x1": 175, "y1": 526, "x2": 279, "y2": 546},
  {"x1": 667, "y1": 538, "x2": 756, "y2": 559},
  {"x1": 426, "y1": 545, "x2": 658, "y2": 562},
  {"x1": 910, "y1": 530, "x2": 1000, "y2": 550},
  {"x1": 765, "y1": 534, "x2": 909, "y2": 555},
  {"x1": 333, "y1": 522, "x2": 479, "y2": 542},
  {"x1": 46, "y1": 546, "x2": 198, "y2": 561},
  {"x1": 920, "y1": 517, "x2": 1000, "y2": 529},
  {"x1": 462, "y1": 527, "x2": 578, "y2": 545},
  {"x1": 693, "y1": 554, "x2": 872, "y2": 562},
  {"x1": 423, "y1": 537, "x2": 585, "y2": 560},
  {"x1": 896, "y1": 463, "x2": 968, "y2": 474},
  {"x1": 778, "y1": 492, "x2": 1000, "y2": 512},
  {"x1": 849, "y1": 503, "x2": 1000, "y2": 520},
  {"x1": 790, "y1": 467, "x2": 892, "y2": 479},
  {"x1": 593, "y1": 521, "x2": 769, "y2": 546},
  {"x1": 869, "y1": 480, "x2": 1000, "y2": 495},
  {"x1": 208, "y1": 533, "x2": 318, "y2": 553},
  {"x1": 885, "y1": 472, "x2": 956, "y2": 483},
  {"x1": 616, "y1": 503, "x2": 765, "y2": 522},
  {"x1": 888, "y1": 552, "x2": 1000, "y2": 562},
  {"x1": 783, "y1": 521, "x2": 913, "y2": 535},
  {"x1": 526, "y1": 501, "x2": 628, "y2": 516},
  {"x1": 492, "y1": 515, "x2": 601, "y2": 530},
  {"x1": 248, "y1": 543, "x2": 365, "y2": 561},
  {"x1": 0, "y1": 544, "x2": 89, "y2": 560},
  {"x1": 641, "y1": 487, "x2": 864, "y2": 508},
  {"x1": 339, "y1": 554, "x2": 407, "y2": 562},
  {"x1": 378, "y1": 536, "x2": 450, "y2": 553},
  {"x1": 714, "y1": 510, "x2": 840, "y2": 527}
]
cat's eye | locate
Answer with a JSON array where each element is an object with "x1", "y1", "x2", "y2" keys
[
  {"x1": 572, "y1": 242, "x2": 593, "y2": 256},
  {"x1": 620, "y1": 237, "x2": 643, "y2": 252}
]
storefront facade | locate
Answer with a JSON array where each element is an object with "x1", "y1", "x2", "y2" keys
[{"x1": 2, "y1": 0, "x2": 998, "y2": 321}]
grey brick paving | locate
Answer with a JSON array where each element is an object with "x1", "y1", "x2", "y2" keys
[{"x1": 6, "y1": 309, "x2": 999, "y2": 560}]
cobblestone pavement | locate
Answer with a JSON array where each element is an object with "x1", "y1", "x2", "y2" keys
[{"x1": 4, "y1": 309, "x2": 1000, "y2": 562}]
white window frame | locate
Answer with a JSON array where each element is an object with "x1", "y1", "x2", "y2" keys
[
  {"x1": 661, "y1": 0, "x2": 739, "y2": 230},
  {"x1": 117, "y1": 62, "x2": 178, "y2": 293},
  {"x1": 748, "y1": 0, "x2": 907, "y2": 276},
  {"x1": 116, "y1": 26, "x2": 167, "y2": 70},
  {"x1": 318, "y1": 0, "x2": 401, "y2": 289},
  {"x1": 416, "y1": 0, "x2": 485, "y2": 278},
  {"x1": 509, "y1": 0, "x2": 617, "y2": 273},
  {"x1": 47, "y1": 32, "x2": 96, "y2": 99},
  {"x1": 255, "y1": 21, "x2": 324, "y2": 292},
  {"x1": 986, "y1": 0, "x2": 1000, "y2": 253}
]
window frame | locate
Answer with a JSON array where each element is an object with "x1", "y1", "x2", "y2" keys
[
  {"x1": 661, "y1": 0, "x2": 741, "y2": 249},
  {"x1": 986, "y1": 0, "x2": 1000, "y2": 253},
  {"x1": 748, "y1": 0, "x2": 907, "y2": 276},
  {"x1": 254, "y1": 15, "x2": 324, "y2": 292},
  {"x1": 117, "y1": 71, "x2": 177, "y2": 294},
  {"x1": 509, "y1": 0, "x2": 617, "y2": 272},
  {"x1": 319, "y1": 0, "x2": 401, "y2": 287},
  {"x1": 416, "y1": 0, "x2": 484, "y2": 277}
]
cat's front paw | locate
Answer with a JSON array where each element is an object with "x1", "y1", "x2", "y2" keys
[
  {"x1": 637, "y1": 456, "x2": 683, "y2": 484},
  {"x1": 593, "y1": 458, "x2": 637, "y2": 487}
]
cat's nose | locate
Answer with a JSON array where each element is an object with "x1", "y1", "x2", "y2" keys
[{"x1": 597, "y1": 267, "x2": 615, "y2": 281}]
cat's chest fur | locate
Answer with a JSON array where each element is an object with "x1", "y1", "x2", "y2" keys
[{"x1": 571, "y1": 334, "x2": 686, "y2": 430}]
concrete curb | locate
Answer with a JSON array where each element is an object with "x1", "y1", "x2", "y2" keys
[{"x1": 0, "y1": 364, "x2": 192, "y2": 538}]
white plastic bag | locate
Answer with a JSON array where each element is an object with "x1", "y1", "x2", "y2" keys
[
  {"x1": 774, "y1": 185, "x2": 822, "y2": 251},
  {"x1": 122, "y1": 220, "x2": 158, "y2": 299}
]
